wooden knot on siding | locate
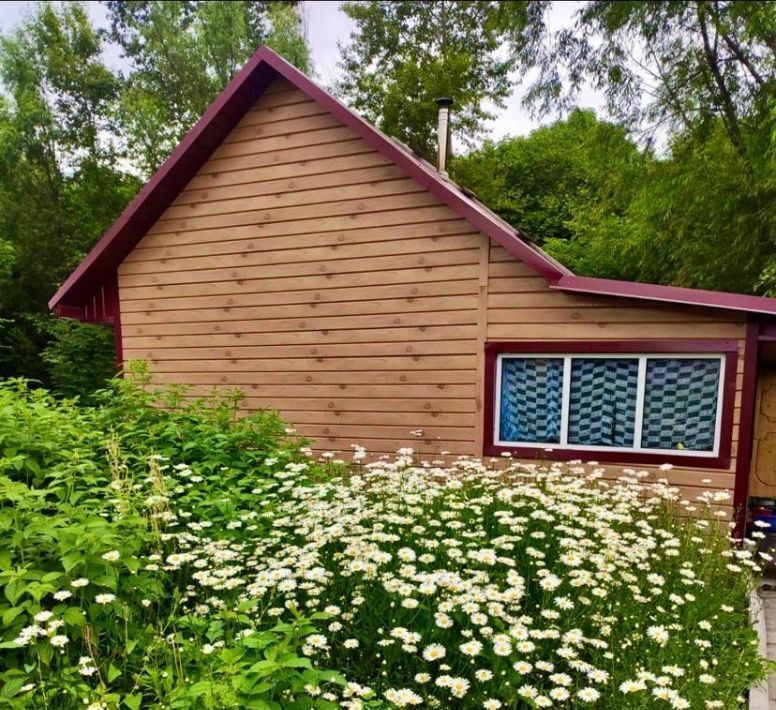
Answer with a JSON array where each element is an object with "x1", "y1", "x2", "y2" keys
[
  {"x1": 328, "y1": 402, "x2": 335, "y2": 409},
  {"x1": 400, "y1": 375, "x2": 407, "y2": 382},
  {"x1": 412, "y1": 287, "x2": 419, "y2": 294},
  {"x1": 305, "y1": 375, "x2": 313, "y2": 382},
  {"x1": 424, "y1": 403, "x2": 432, "y2": 410}
]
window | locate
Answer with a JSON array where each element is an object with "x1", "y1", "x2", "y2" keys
[{"x1": 494, "y1": 352, "x2": 726, "y2": 457}]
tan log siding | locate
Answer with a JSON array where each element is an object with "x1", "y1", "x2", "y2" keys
[
  {"x1": 119, "y1": 81, "x2": 482, "y2": 456},
  {"x1": 117, "y1": 78, "x2": 748, "y2": 502},
  {"x1": 485, "y1": 243, "x2": 746, "y2": 507}
]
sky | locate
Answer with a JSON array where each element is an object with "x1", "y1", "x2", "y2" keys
[{"x1": 0, "y1": 0, "x2": 608, "y2": 143}]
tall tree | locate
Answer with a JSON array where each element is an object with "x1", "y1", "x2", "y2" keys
[
  {"x1": 494, "y1": 0, "x2": 776, "y2": 294},
  {"x1": 338, "y1": 1, "x2": 516, "y2": 157},
  {"x1": 501, "y1": 1, "x2": 776, "y2": 156},
  {"x1": 453, "y1": 109, "x2": 645, "y2": 246},
  {"x1": 105, "y1": 0, "x2": 311, "y2": 175},
  {"x1": 0, "y1": 2, "x2": 135, "y2": 385}
]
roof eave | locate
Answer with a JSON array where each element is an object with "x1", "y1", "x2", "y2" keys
[{"x1": 553, "y1": 275, "x2": 776, "y2": 317}]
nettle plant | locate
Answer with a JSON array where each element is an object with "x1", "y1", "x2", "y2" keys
[{"x1": 0, "y1": 378, "x2": 333, "y2": 709}]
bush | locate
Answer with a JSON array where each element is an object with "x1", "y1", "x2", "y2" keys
[{"x1": 0, "y1": 377, "x2": 330, "y2": 709}]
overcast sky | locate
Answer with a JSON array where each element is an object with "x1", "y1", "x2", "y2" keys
[{"x1": 0, "y1": 0, "x2": 608, "y2": 143}]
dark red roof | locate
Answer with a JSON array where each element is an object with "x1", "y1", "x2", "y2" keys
[{"x1": 50, "y1": 45, "x2": 776, "y2": 318}]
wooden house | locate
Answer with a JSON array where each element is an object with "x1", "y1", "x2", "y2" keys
[{"x1": 50, "y1": 46, "x2": 776, "y2": 523}]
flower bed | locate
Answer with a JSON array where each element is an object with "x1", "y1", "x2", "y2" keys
[
  {"x1": 0, "y1": 379, "x2": 768, "y2": 708},
  {"x1": 219, "y1": 455, "x2": 765, "y2": 708}
]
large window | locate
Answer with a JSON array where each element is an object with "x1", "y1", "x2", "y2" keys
[{"x1": 494, "y1": 352, "x2": 726, "y2": 458}]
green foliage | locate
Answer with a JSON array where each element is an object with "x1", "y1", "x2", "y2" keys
[
  {"x1": 0, "y1": 378, "x2": 766, "y2": 707},
  {"x1": 339, "y1": 1, "x2": 515, "y2": 156},
  {"x1": 40, "y1": 318, "x2": 116, "y2": 400},
  {"x1": 0, "y1": 377, "x2": 330, "y2": 708},
  {"x1": 453, "y1": 109, "x2": 645, "y2": 246},
  {"x1": 106, "y1": 0, "x2": 311, "y2": 175},
  {"x1": 494, "y1": 0, "x2": 776, "y2": 293},
  {"x1": 0, "y1": 2, "x2": 138, "y2": 388}
]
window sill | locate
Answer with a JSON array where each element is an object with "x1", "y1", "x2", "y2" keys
[{"x1": 483, "y1": 443, "x2": 731, "y2": 470}]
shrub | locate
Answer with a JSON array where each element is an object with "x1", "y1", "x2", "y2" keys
[{"x1": 0, "y1": 378, "x2": 324, "y2": 709}]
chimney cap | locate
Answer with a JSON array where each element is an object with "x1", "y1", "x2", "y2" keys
[{"x1": 435, "y1": 96, "x2": 454, "y2": 108}]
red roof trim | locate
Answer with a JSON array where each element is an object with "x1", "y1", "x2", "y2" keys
[
  {"x1": 49, "y1": 45, "x2": 776, "y2": 319},
  {"x1": 552, "y1": 275, "x2": 776, "y2": 316}
]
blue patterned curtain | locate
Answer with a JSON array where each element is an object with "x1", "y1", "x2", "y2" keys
[
  {"x1": 568, "y1": 358, "x2": 639, "y2": 447},
  {"x1": 641, "y1": 358, "x2": 721, "y2": 451},
  {"x1": 499, "y1": 358, "x2": 563, "y2": 443}
]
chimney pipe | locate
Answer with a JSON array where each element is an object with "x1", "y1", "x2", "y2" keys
[{"x1": 435, "y1": 97, "x2": 454, "y2": 177}]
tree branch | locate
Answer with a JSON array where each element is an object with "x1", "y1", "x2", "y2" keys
[{"x1": 696, "y1": 3, "x2": 747, "y2": 160}]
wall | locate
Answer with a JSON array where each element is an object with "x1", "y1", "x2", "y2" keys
[
  {"x1": 117, "y1": 76, "x2": 747, "y2": 509},
  {"x1": 486, "y1": 242, "x2": 747, "y2": 509},
  {"x1": 119, "y1": 78, "x2": 484, "y2": 457}
]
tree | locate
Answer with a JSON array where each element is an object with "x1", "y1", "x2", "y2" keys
[
  {"x1": 338, "y1": 1, "x2": 516, "y2": 157},
  {"x1": 105, "y1": 0, "x2": 311, "y2": 175},
  {"x1": 501, "y1": 1, "x2": 776, "y2": 156},
  {"x1": 494, "y1": 0, "x2": 776, "y2": 294},
  {"x1": 453, "y1": 109, "x2": 645, "y2": 246},
  {"x1": 0, "y1": 2, "x2": 138, "y2": 385}
]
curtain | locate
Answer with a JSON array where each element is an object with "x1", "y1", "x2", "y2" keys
[
  {"x1": 499, "y1": 358, "x2": 563, "y2": 443},
  {"x1": 641, "y1": 358, "x2": 721, "y2": 451},
  {"x1": 568, "y1": 358, "x2": 639, "y2": 447}
]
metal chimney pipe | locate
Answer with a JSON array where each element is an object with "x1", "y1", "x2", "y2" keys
[{"x1": 435, "y1": 97, "x2": 454, "y2": 176}]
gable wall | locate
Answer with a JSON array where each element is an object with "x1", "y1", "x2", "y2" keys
[
  {"x1": 117, "y1": 77, "x2": 747, "y2": 509},
  {"x1": 118, "y1": 79, "x2": 485, "y2": 456}
]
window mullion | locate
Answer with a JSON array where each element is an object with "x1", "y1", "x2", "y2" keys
[
  {"x1": 560, "y1": 356, "x2": 571, "y2": 446},
  {"x1": 633, "y1": 357, "x2": 647, "y2": 450}
]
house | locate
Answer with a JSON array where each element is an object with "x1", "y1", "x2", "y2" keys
[{"x1": 50, "y1": 46, "x2": 776, "y2": 525}]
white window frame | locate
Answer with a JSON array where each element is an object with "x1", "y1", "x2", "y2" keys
[{"x1": 493, "y1": 353, "x2": 726, "y2": 458}]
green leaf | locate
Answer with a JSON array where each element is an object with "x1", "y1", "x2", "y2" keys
[
  {"x1": 123, "y1": 695, "x2": 142, "y2": 710},
  {"x1": 63, "y1": 607, "x2": 86, "y2": 627},
  {"x1": 2, "y1": 605, "x2": 25, "y2": 626},
  {"x1": 4, "y1": 580, "x2": 23, "y2": 605},
  {"x1": 107, "y1": 664, "x2": 122, "y2": 683},
  {"x1": 0, "y1": 676, "x2": 24, "y2": 699},
  {"x1": 247, "y1": 659, "x2": 280, "y2": 677}
]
